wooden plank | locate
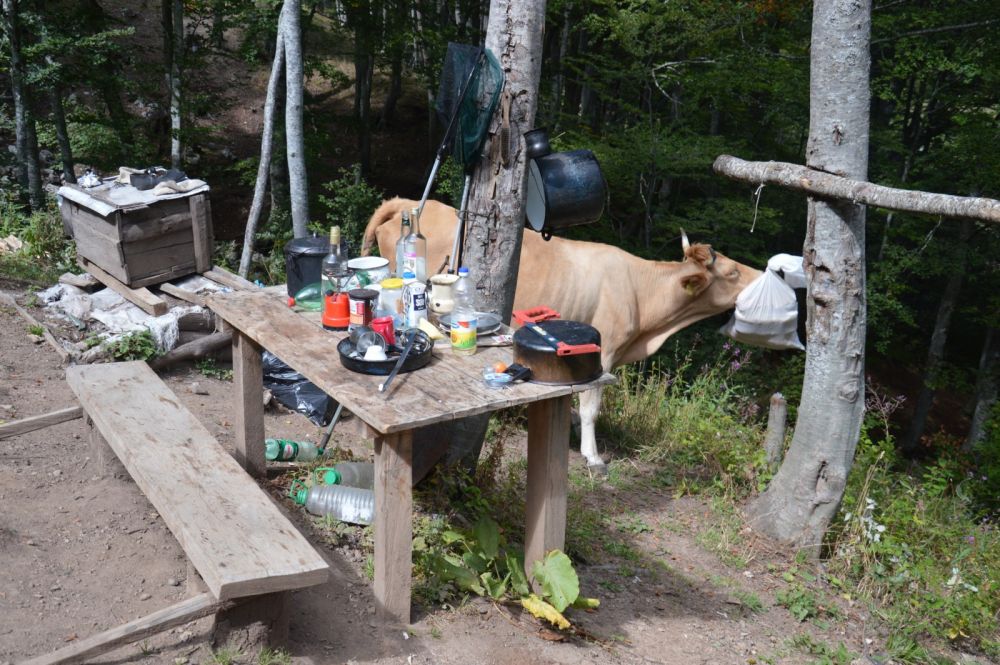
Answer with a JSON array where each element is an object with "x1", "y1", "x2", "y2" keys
[
  {"x1": 202, "y1": 265, "x2": 259, "y2": 291},
  {"x1": 122, "y1": 232, "x2": 197, "y2": 282},
  {"x1": 21, "y1": 592, "x2": 233, "y2": 665},
  {"x1": 0, "y1": 406, "x2": 82, "y2": 440},
  {"x1": 127, "y1": 263, "x2": 199, "y2": 289},
  {"x1": 65, "y1": 362, "x2": 329, "y2": 600},
  {"x1": 78, "y1": 257, "x2": 169, "y2": 316},
  {"x1": 0, "y1": 293, "x2": 71, "y2": 363},
  {"x1": 374, "y1": 430, "x2": 413, "y2": 624},
  {"x1": 70, "y1": 219, "x2": 128, "y2": 284},
  {"x1": 524, "y1": 395, "x2": 571, "y2": 583},
  {"x1": 190, "y1": 194, "x2": 214, "y2": 273},
  {"x1": 58, "y1": 272, "x2": 100, "y2": 290},
  {"x1": 207, "y1": 290, "x2": 615, "y2": 434},
  {"x1": 119, "y1": 211, "x2": 192, "y2": 242},
  {"x1": 158, "y1": 282, "x2": 206, "y2": 306},
  {"x1": 232, "y1": 330, "x2": 266, "y2": 477}
]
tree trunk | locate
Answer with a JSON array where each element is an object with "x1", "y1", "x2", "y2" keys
[
  {"x1": 239, "y1": 20, "x2": 287, "y2": 277},
  {"x1": 50, "y1": 86, "x2": 76, "y2": 184},
  {"x1": 901, "y1": 219, "x2": 973, "y2": 456},
  {"x1": 270, "y1": 71, "x2": 290, "y2": 225},
  {"x1": 99, "y1": 76, "x2": 133, "y2": 162},
  {"x1": 170, "y1": 0, "x2": 183, "y2": 169},
  {"x1": 747, "y1": 0, "x2": 872, "y2": 554},
  {"x1": 963, "y1": 327, "x2": 999, "y2": 454},
  {"x1": 428, "y1": 0, "x2": 546, "y2": 470},
  {"x1": 353, "y1": 50, "x2": 374, "y2": 177},
  {"x1": 380, "y1": 50, "x2": 403, "y2": 128},
  {"x1": 2, "y1": 0, "x2": 44, "y2": 210},
  {"x1": 282, "y1": 0, "x2": 309, "y2": 238}
]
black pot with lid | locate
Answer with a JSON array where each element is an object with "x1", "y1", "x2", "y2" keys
[{"x1": 284, "y1": 235, "x2": 329, "y2": 298}]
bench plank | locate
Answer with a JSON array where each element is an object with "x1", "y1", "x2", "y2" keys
[{"x1": 65, "y1": 362, "x2": 329, "y2": 601}]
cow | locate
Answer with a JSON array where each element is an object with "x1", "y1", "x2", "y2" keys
[{"x1": 362, "y1": 197, "x2": 761, "y2": 471}]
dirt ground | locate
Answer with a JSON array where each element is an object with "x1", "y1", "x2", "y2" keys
[{"x1": 0, "y1": 289, "x2": 984, "y2": 665}]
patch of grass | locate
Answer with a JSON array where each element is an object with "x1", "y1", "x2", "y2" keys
[
  {"x1": 733, "y1": 588, "x2": 765, "y2": 613},
  {"x1": 197, "y1": 357, "x2": 233, "y2": 381},
  {"x1": 776, "y1": 583, "x2": 839, "y2": 623},
  {"x1": 257, "y1": 647, "x2": 292, "y2": 665},
  {"x1": 27, "y1": 324, "x2": 45, "y2": 336},
  {"x1": 613, "y1": 512, "x2": 652, "y2": 535},
  {"x1": 103, "y1": 329, "x2": 159, "y2": 361},
  {"x1": 23, "y1": 294, "x2": 38, "y2": 307},
  {"x1": 207, "y1": 648, "x2": 240, "y2": 665},
  {"x1": 788, "y1": 634, "x2": 855, "y2": 665},
  {"x1": 693, "y1": 498, "x2": 753, "y2": 569}
]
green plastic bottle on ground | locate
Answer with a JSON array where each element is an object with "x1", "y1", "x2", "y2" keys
[{"x1": 265, "y1": 438, "x2": 321, "y2": 462}]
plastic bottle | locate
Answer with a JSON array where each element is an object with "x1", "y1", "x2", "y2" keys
[
  {"x1": 290, "y1": 481, "x2": 374, "y2": 525},
  {"x1": 450, "y1": 266, "x2": 477, "y2": 356},
  {"x1": 288, "y1": 282, "x2": 323, "y2": 311},
  {"x1": 401, "y1": 271, "x2": 428, "y2": 328},
  {"x1": 404, "y1": 207, "x2": 428, "y2": 281},
  {"x1": 394, "y1": 211, "x2": 411, "y2": 276},
  {"x1": 265, "y1": 438, "x2": 322, "y2": 462},
  {"x1": 314, "y1": 462, "x2": 375, "y2": 489},
  {"x1": 321, "y1": 226, "x2": 350, "y2": 294}
]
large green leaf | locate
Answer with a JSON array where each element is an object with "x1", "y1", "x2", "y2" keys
[
  {"x1": 531, "y1": 550, "x2": 579, "y2": 612},
  {"x1": 473, "y1": 517, "x2": 500, "y2": 560},
  {"x1": 506, "y1": 553, "x2": 531, "y2": 598}
]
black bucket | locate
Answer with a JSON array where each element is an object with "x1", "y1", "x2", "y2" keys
[
  {"x1": 284, "y1": 235, "x2": 328, "y2": 297},
  {"x1": 525, "y1": 149, "x2": 606, "y2": 238}
]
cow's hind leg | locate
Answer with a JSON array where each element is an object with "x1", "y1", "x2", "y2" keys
[{"x1": 578, "y1": 387, "x2": 606, "y2": 474}]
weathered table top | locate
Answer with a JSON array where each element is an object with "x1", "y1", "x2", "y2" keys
[{"x1": 207, "y1": 290, "x2": 614, "y2": 435}]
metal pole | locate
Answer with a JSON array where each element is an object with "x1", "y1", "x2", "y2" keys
[{"x1": 449, "y1": 174, "x2": 472, "y2": 273}]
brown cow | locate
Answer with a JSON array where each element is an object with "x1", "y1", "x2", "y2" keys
[{"x1": 362, "y1": 197, "x2": 761, "y2": 469}]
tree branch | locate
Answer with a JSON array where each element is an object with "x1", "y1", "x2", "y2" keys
[
  {"x1": 712, "y1": 155, "x2": 1000, "y2": 224},
  {"x1": 872, "y1": 19, "x2": 999, "y2": 45}
]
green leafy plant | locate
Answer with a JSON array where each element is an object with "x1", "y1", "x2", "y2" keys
[
  {"x1": 197, "y1": 358, "x2": 233, "y2": 381},
  {"x1": 27, "y1": 324, "x2": 45, "y2": 337},
  {"x1": 103, "y1": 330, "x2": 159, "y2": 361},
  {"x1": 316, "y1": 165, "x2": 384, "y2": 251}
]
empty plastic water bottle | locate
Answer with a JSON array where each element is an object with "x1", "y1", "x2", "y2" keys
[
  {"x1": 289, "y1": 480, "x2": 374, "y2": 525},
  {"x1": 313, "y1": 462, "x2": 374, "y2": 489},
  {"x1": 265, "y1": 438, "x2": 322, "y2": 462}
]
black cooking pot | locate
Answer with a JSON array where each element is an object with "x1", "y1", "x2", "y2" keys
[
  {"x1": 284, "y1": 235, "x2": 328, "y2": 297},
  {"x1": 525, "y1": 145, "x2": 606, "y2": 239},
  {"x1": 513, "y1": 320, "x2": 602, "y2": 385}
]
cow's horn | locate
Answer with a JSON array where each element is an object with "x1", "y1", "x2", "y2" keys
[{"x1": 680, "y1": 228, "x2": 690, "y2": 251}]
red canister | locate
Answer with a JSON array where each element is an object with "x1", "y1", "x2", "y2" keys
[
  {"x1": 347, "y1": 288, "x2": 378, "y2": 331},
  {"x1": 370, "y1": 316, "x2": 395, "y2": 347}
]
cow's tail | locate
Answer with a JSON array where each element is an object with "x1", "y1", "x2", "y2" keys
[{"x1": 361, "y1": 198, "x2": 414, "y2": 256}]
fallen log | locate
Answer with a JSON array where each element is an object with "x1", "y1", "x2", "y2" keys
[
  {"x1": 148, "y1": 331, "x2": 232, "y2": 370},
  {"x1": 712, "y1": 155, "x2": 1000, "y2": 224}
]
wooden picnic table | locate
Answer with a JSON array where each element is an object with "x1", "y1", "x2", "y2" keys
[{"x1": 207, "y1": 289, "x2": 614, "y2": 624}]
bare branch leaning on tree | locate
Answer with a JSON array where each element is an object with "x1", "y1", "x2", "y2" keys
[
  {"x1": 239, "y1": 14, "x2": 287, "y2": 277},
  {"x1": 712, "y1": 155, "x2": 1000, "y2": 224}
]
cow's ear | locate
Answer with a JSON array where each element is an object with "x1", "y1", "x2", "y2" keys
[{"x1": 681, "y1": 272, "x2": 708, "y2": 296}]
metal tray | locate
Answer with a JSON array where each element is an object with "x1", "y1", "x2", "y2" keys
[
  {"x1": 437, "y1": 311, "x2": 503, "y2": 336},
  {"x1": 337, "y1": 334, "x2": 433, "y2": 376}
]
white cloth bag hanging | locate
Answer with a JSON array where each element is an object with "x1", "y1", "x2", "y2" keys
[{"x1": 720, "y1": 255, "x2": 805, "y2": 351}]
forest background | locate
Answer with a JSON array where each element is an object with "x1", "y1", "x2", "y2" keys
[{"x1": 1, "y1": 0, "x2": 999, "y2": 662}]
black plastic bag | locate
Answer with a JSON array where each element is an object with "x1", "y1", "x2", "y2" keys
[{"x1": 262, "y1": 351, "x2": 336, "y2": 426}]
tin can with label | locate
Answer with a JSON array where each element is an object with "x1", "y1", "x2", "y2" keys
[{"x1": 347, "y1": 288, "x2": 378, "y2": 331}]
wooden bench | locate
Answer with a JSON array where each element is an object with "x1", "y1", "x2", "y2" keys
[{"x1": 29, "y1": 361, "x2": 330, "y2": 664}]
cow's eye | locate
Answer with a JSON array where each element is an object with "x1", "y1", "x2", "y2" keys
[{"x1": 730, "y1": 269, "x2": 740, "y2": 279}]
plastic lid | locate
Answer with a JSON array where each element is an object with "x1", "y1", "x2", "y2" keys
[
  {"x1": 315, "y1": 467, "x2": 341, "y2": 485},
  {"x1": 289, "y1": 479, "x2": 310, "y2": 505},
  {"x1": 458, "y1": 267, "x2": 469, "y2": 276},
  {"x1": 381, "y1": 277, "x2": 404, "y2": 289},
  {"x1": 402, "y1": 271, "x2": 416, "y2": 280},
  {"x1": 283, "y1": 235, "x2": 328, "y2": 256}
]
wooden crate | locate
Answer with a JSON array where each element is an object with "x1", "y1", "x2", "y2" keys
[{"x1": 63, "y1": 191, "x2": 213, "y2": 288}]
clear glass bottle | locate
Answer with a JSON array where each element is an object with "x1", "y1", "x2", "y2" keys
[
  {"x1": 290, "y1": 482, "x2": 374, "y2": 525},
  {"x1": 394, "y1": 211, "x2": 411, "y2": 276},
  {"x1": 450, "y1": 266, "x2": 477, "y2": 356},
  {"x1": 401, "y1": 271, "x2": 427, "y2": 328},
  {"x1": 321, "y1": 226, "x2": 349, "y2": 294},
  {"x1": 404, "y1": 207, "x2": 428, "y2": 281}
]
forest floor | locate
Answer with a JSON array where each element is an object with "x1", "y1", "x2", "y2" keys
[{"x1": 3, "y1": 286, "x2": 992, "y2": 665}]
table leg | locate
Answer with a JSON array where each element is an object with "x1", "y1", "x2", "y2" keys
[
  {"x1": 232, "y1": 330, "x2": 265, "y2": 477},
  {"x1": 374, "y1": 430, "x2": 413, "y2": 624},
  {"x1": 525, "y1": 394, "x2": 571, "y2": 582}
]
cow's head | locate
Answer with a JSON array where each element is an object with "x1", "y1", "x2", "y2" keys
[{"x1": 677, "y1": 229, "x2": 760, "y2": 314}]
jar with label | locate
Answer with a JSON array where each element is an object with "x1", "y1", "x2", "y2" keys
[
  {"x1": 379, "y1": 277, "x2": 404, "y2": 326},
  {"x1": 401, "y1": 271, "x2": 428, "y2": 328}
]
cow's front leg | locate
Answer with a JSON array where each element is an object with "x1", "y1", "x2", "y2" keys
[{"x1": 578, "y1": 387, "x2": 606, "y2": 473}]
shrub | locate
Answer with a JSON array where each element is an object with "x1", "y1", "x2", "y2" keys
[{"x1": 316, "y1": 165, "x2": 384, "y2": 252}]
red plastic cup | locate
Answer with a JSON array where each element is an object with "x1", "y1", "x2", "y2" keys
[{"x1": 370, "y1": 316, "x2": 395, "y2": 347}]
